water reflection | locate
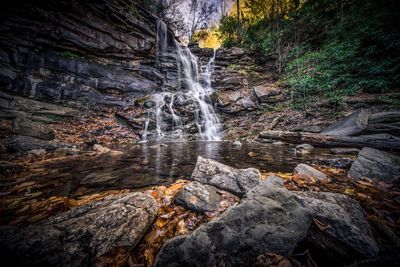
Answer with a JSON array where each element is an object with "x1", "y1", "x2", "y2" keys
[{"x1": 7, "y1": 141, "x2": 337, "y2": 198}]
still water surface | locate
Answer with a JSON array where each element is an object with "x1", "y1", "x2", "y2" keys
[{"x1": 15, "y1": 141, "x2": 336, "y2": 197}]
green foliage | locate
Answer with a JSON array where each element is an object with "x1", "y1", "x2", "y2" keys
[
  {"x1": 218, "y1": 15, "x2": 239, "y2": 47},
  {"x1": 219, "y1": 0, "x2": 400, "y2": 113}
]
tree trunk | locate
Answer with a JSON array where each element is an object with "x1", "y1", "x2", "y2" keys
[{"x1": 236, "y1": 0, "x2": 240, "y2": 41}]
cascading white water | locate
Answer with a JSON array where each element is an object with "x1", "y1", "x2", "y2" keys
[
  {"x1": 176, "y1": 46, "x2": 221, "y2": 141},
  {"x1": 141, "y1": 20, "x2": 222, "y2": 142}
]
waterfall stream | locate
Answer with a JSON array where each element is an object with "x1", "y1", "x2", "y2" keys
[{"x1": 141, "y1": 20, "x2": 222, "y2": 142}]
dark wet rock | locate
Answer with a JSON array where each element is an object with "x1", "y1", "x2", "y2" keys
[
  {"x1": 294, "y1": 163, "x2": 329, "y2": 181},
  {"x1": 321, "y1": 109, "x2": 369, "y2": 136},
  {"x1": 253, "y1": 84, "x2": 281, "y2": 103},
  {"x1": 143, "y1": 100, "x2": 156, "y2": 109},
  {"x1": 0, "y1": 92, "x2": 79, "y2": 120},
  {"x1": 154, "y1": 180, "x2": 313, "y2": 267},
  {"x1": 191, "y1": 156, "x2": 261, "y2": 196},
  {"x1": 0, "y1": 193, "x2": 158, "y2": 267},
  {"x1": 366, "y1": 111, "x2": 400, "y2": 136},
  {"x1": 348, "y1": 147, "x2": 400, "y2": 183},
  {"x1": 313, "y1": 158, "x2": 354, "y2": 169},
  {"x1": 0, "y1": 0, "x2": 167, "y2": 109},
  {"x1": 369, "y1": 111, "x2": 400, "y2": 124},
  {"x1": 330, "y1": 147, "x2": 360, "y2": 155},
  {"x1": 13, "y1": 118, "x2": 55, "y2": 140},
  {"x1": 294, "y1": 191, "x2": 379, "y2": 262},
  {"x1": 302, "y1": 125, "x2": 322, "y2": 133},
  {"x1": 174, "y1": 181, "x2": 221, "y2": 212},
  {"x1": 7, "y1": 135, "x2": 63, "y2": 152}
]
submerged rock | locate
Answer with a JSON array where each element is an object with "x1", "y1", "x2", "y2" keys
[
  {"x1": 93, "y1": 144, "x2": 111, "y2": 153},
  {"x1": 321, "y1": 109, "x2": 369, "y2": 136},
  {"x1": 191, "y1": 156, "x2": 261, "y2": 196},
  {"x1": 313, "y1": 158, "x2": 354, "y2": 169},
  {"x1": 330, "y1": 147, "x2": 360, "y2": 155},
  {"x1": 0, "y1": 193, "x2": 158, "y2": 267},
  {"x1": 294, "y1": 163, "x2": 329, "y2": 182},
  {"x1": 154, "y1": 180, "x2": 313, "y2": 267},
  {"x1": 294, "y1": 191, "x2": 379, "y2": 262},
  {"x1": 348, "y1": 147, "x2": 400, "y2": 183},
  {"x1": 295, "y1": 144, "x2": 314, "y2": 154},
  {"x1": 174, "y1": 181, "x2": 221, "y2": 212}
]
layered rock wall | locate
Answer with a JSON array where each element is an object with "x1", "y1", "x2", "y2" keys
[{"x1": 0, "y1": 0, "x2": 176, "y2": 108}]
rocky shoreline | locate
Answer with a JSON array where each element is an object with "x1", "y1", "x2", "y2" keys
[{"x1": 0, "y1": 151, "x2": 399, "y2": 266}]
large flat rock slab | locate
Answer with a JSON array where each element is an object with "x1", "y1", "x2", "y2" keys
[
  {"x1": 321, "y1": 109, "x2": 369, "y2": 136},
  {"x1": 0, "y1": 192, "x2": 158, "y2": 267},
  {"x1": 154, "y1": 180, "x2": 313, "y2": 267},
  {"x1": 294, "y1": 191, "x2": 379, "y2": 261},
  {"x1": 348, "y1": 147, "x2": 400, "y2": 183}
]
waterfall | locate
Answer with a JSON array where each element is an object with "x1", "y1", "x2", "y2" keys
[{"x1": 140, "y1": 20, "x2": 222, "y2": 142}]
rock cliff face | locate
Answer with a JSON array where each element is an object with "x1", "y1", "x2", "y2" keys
[{"x1": 0, "y1": 0, "x2": 176, "y2": 108}]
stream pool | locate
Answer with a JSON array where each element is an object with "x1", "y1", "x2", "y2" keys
[{"x1": 7, "y1": 141, "x2": 338, "y2": 198}]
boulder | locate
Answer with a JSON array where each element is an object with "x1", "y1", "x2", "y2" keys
[
  {"x1": 312, "y1": 158, "x2": 354, "y2": 169},
  {"x1": 191, "y1": 156, "x2": 261, "y2": 196},
  {"x1": 93, "y1": 144, "x2": 111, "y2": 153},
  {"x1": 294, "y1": 191, "x2": 379, "y2": 262},
  {"x1": 348, "y1": 147, "x2": 400, "y2": 183},
  {"x1": 253, "y1": 84, "x2": 281, "y2": 103},
  {"x1": 330, "y1": 147, "x2": 360, "y2": 155},
  {"x1": 235, "y1": 96, "x2": 257, "y2": 111},
  {"x1": 232, "y1": 141, "x2": 242, "y2": 146},
  {"x1": 28, "y1": 148, "x2": 46, "y2": 157},
  {"x1": 294, "y1": 163, "x2": 329, "y2": 182},
  {"x1": 13, "y1": 118, "x2": 55, "y2": 140},
  {"x1": 321, "y1": 109, "x2": 369, "y2": 136},
  {"x1": 174, "y1": 181, "x2": 221, "y2": 212},
  {"x1": 218, "y1": 91, "x2": 241, "y2": 107},
  {"x1": 0, "y1": 193, "x2": 158, "y2": 267},
  {"x1": 7, "y1": 135, "x2": 62, "y2": 152},
  {"x1": 295, "y1": 144, "x2": 314, "y2": 154},
  {"x1": 154, "y1": 180, "x2": 313, "y2": 267}
]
